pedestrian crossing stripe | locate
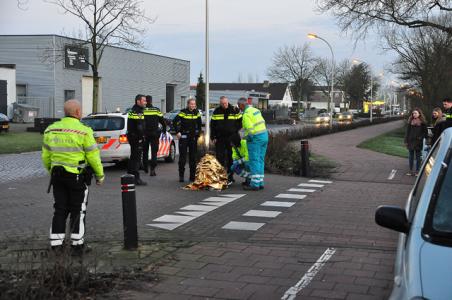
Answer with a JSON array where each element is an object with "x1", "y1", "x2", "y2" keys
[
  {"x1": 146, "y1": 194, "x2": 246, "y2": 231},
  {"x1": 308, "y1": 179, "x2": 332, "y2": 184},
  {"x1": 261, "y1": 201, "x2": 295, "y2": 207},
  {"x1": 298, "y1": 183, "x2": 324, "y2": 188},
  {"x1": 288, "y1": 188, "x2": 316, "y2": 193},
  {"x1": 222, "y1": 221, "x2": 265, "y2": 231},
  {"x1": 275, "y1": 194, "x2": 307, "y2": 200}
]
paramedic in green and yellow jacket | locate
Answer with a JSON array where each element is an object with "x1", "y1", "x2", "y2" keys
[
  {"x1": 42, "y1": 99, "x2": 104, "y2": 253},
  {"x1": 237, "y1": 97, "x2": 268, "y2": 191},
  {"x1": 230, "y1": 133, "x2": 250, "y2": 185}
]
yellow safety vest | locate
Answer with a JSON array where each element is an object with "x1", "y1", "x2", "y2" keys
[
  {"x1": 242, "y1": 106, "x2": 267, "y2": 137},
  {"x1": 42, "y1": 117, "x2": 104, "y2": 179}
]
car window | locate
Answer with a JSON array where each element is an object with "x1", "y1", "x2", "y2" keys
[
  {"x1": 431, "y1": 152, "x2": 452, "y2": 233},
  {"x1": 408, "y1": 141, "x2": 440, "y2": 221},
  {"x1": 81, "y1": 116, "x2": 125, "y2": 131},
  {"x1": 0, "y1": 113, "x2": 8, "y2": 121}
]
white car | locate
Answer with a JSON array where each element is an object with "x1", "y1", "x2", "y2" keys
[
  {"x1": 81, "y1": 112, "x2": 176, "y2": 164},
  {"x1": 376, "y1": 127, "x2": 452, "y2": 300}
]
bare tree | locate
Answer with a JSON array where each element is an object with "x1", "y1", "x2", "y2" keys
[
  {"x1": 267, "y1": 44, "x2": 318, "y2": 113},
  {"x1": 384, "y1": 15, "x2": 452, "y2": 114},
  {"x1": 317, "y1": 0, "x2": 452, "y2": 36},
  {"x1": 44, "y1": 0, "x2": 152, "y2": 113}
]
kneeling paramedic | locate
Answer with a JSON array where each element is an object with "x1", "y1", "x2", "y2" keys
[
  {"x1": 230, "y1": 133, "x2": 250, "y2": 186},
  {"x1": 42, "y1": 99, "x2": 104, "y2": 254}
]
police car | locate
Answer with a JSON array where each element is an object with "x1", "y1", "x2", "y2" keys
[{"x1": 81, "y1": 112, "x2": 176, "y2": 164}]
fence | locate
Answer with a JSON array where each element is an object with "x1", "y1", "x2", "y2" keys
[{"x1": 17, "y1": 96, "x2": 54, "y2": 118}]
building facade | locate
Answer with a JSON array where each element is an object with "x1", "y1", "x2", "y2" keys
[{"x1": 0, "y1": 35, "x2": 190, "y2": 118}]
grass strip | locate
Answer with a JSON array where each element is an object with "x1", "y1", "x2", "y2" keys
[
  {"x1": 357, "y1": 127, "x2": 408, "y2": 158},
  {"x1": 0, "y1": 132, "x2": 43, "y2": 154}
]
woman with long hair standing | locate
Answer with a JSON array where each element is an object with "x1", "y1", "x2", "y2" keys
[{"x1": 404, "y1": 108, "x2": 428, "y2": 176}]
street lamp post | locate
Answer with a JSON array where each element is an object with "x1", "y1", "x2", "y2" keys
[
  {"x1": 204, "y1": 0, "x2": 210, "y2": 148},
  {"x1": 308, "y1": 33, "x2": 334, "y2": 130}
]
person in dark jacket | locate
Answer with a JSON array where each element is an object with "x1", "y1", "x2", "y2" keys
[
  {"x1": 142, "y1": 95, "x2": 166, "y2": 176},
  {"x1": 432, "y1": 97, "x2": 452, "y2": 145},
  {"x1": 174, "y1": 98, "x2": 202, "y2": 182},
  {"x1": 404, "y1": 108, "x2": 428, "y2": 176},
  {"x1": 210, "y1": 96, "x2": 242, "y2": 183},
  {"x1": 127, "y1": 94, "x2": 147, "y2": 185}
]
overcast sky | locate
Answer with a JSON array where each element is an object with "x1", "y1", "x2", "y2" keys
[{"x1": 0, "y1": 0, "x2": 395, "y2": 84}]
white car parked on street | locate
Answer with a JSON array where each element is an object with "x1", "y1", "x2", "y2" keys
[{"x1": 81, "y1": 112, "x2": 176, "y2": 164}]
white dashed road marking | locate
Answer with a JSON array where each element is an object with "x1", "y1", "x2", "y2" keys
[
  {"x1": 388, "y1": 169, "x2": 397, "y2": 180},
  {"x1": 309, "y1": 179, "x2": 332, "y2": 184},
  {"x1": 261, "y1": 201, "x2": 296, "y2": 207},
  {"x1": 222, "y1": 221, "x2": 266, "y2": 231},
  {"x1": 288, "y1": 188, "x2": 316, "y2": 193},
  {"x1": 275, "y1": 194, "x2": 307, "y2": 200},
  {"x1": 243, "y1": 210, "x2": 282, "y2": 218},
  {"x1": 147, "y1": 194, "x2": 246, "y2": 230},
  {"x1": 281, "y1": 248, "x2": 337, "y2": 300},
  {"x1": 298, "y1": 183, "x2": 324, "y2": 188}
]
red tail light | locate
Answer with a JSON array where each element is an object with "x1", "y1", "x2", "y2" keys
[{"x1": 119, "y1": 134, "x2": 128, "y2": 144}]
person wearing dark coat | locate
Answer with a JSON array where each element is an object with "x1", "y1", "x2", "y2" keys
[
  {"x1": 210, "y1": 96, "x2": 242, "y2": 183},
  {"x1": 142, "y1": 95, "x2": 166, "y2": 176},
  {"x1": 432, "y1": 97, "x2": 452, "y2": 145},
  {"x1": 127, "y1": 94, "x2": 147, "y2": 185},
  {"x1": 404, "y1": 108, "x2": 428, "y2": 176}
]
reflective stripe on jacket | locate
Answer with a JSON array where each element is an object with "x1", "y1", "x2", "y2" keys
[
  {"x1": 210, "y1": 104, "x2": 242, "y2": 139},
  {"x1": 42, "y1": 117, "x2": 104, "y2": 179},
  {"x1": 174, "y1": 109, "x2": 202, "y2": 137},
  {"x1": 242, "y1": 106, "x2": 267, "y2": 137}
]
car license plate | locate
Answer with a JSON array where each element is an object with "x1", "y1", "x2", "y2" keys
[
  {"x1": 96, "y1": 136, "x2": 108, "y2": 143},
  {"x1": 2, "y1": 125, "x2": 8, "y2": 129}
]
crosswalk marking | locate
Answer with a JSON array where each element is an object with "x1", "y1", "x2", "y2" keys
[
  {"x1": 298, "y1": 183, "x2": 324, "y2": 188},
  {"x1": 222, "y1": 221, "x2": 266, "y2": 231},
  {"x1": 243, "y1": 210, "x2": 281, "y2": 218},
  {"x1": 147, "y1": 194, "x2": 246, "y2": 231},
  {"x1": 308, "y1": 179, "x2": 332, "y2": 184},
  {"x1": 261, "y1": 201, "x2": 295, "y2": 207},
  {"x1": 276, "y1": 194, "x2": 307, "y2": 200},
  {"x1": 288, "y1": 188, "x2": 316, "y2": 193}
]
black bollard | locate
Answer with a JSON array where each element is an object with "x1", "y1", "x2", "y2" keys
[
  {"x1": 300, "y1": 140, "x2": 310, "y2": 177},
  {"x1": 121, "y1": 174, "x2": 138, "y2": 250}
]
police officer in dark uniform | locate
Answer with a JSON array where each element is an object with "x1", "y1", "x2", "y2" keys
[
  {"x1": 211, "y1": 96, "x2": 242, "y2": 183},
  {"x1": 127, "y1": 94, "x2": 147, "y2": 185},
  {"x1": 432, "y1": 97, "x2": 452, "y2": 144},
  {"x1": 174, "y1": 98, "x2": 202, "y2": 182},
  {"x1": 142, "y1": 95, "x2": 166, "y2": 176}
]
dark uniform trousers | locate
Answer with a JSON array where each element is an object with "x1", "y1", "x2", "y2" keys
[
  {"x1": 50, "y1": 169, "x2": 88, "y2": 247},
  {"x1": 143, "y1": 134, "x2": 160, "y2": 170},
  {"x1": 215, "y1": 136, "x2": 233, "y2": 178},
  {"x1": 178, "y1": 136, "x2": 197, "y2": 179},
  {"x1": 127, "y1": 139, "x2": 143, "y2": 180}
]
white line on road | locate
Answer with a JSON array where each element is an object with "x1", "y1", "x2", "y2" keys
[
  {"x1": 222, "y1": 221, "x2": 266, "y2": 231},
  {"x1": 281, "y1": 248, "x2": 337, "y2": 300},
  {"x1": 275, "y1": 194, "x2": 307, "y2": 200},
  {"x1": 243, "y1": 210, "x2": 282, "y2": 218},
  {"x1": 309, "y1": 180, "x2": 332, "y2": 184},
  {"x1": 261, "y1": 201, "x2": 295, "y2": 207},
  {"x1": 147, "y1": 194, "x2": 246, "y2": 231},
  {"x1": 298, "y1": 183, "x2": 324, "y2": 188},
  {"x1": 388, "y1": 169, "x2": 397, "y2": 180},
  {"x1": 288, "y1": 188, "x2": 316, "y2": 193}
]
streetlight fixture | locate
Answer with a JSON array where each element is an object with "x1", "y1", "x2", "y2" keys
[
  {"x1": 204, "y1": 0, "x2": 210, "y2": 148},
  {"x1": 308, "y1": 33, "x2": 334, "y2": 129}
]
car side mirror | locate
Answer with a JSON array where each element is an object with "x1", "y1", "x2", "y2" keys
[{"x1": 375, "y1": 205, "x2": 410, "y2": 234}]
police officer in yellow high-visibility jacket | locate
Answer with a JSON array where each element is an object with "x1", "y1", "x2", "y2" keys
[
  {"x1": 237, "y1": 97, "x2": 268, "y2": 191},
  {"x1": 42, "y1": 99, "x2": 104, "y2": 253}
]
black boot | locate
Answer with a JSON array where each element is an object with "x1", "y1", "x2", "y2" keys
[
  {"x1": 150, "y1": 168, "x2": 156, "y2": 176},
  {"x1": 179, "y1": 171, "x2": 184, "y2": 182}
]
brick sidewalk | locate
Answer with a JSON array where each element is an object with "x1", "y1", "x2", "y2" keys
[{"x1": 125, "y1": 121, "x2": 414, "y2": 300}]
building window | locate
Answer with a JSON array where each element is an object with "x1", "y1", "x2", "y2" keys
[
  {"x1": 16, "y1": 84, "x2": 27, "y2": 97},
  {"x1": 181, "y1": 96, "x2": 186, "y2": 109},
  {"x1": 258, "y1": 98, "x2": 268, "y2": 110},
  {"x1": 64, "y1": 90, "x2": 75, "y2": 101}
]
